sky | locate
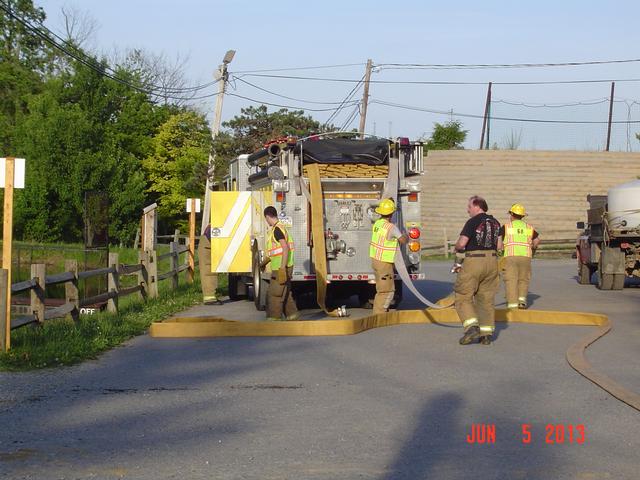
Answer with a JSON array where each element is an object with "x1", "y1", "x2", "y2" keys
[{"x1": 35, "y1": 0, "x2": 640, "y2": 151}]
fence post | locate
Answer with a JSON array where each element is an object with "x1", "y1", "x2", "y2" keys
[
  {"x1": 107, "y1": 252, "x2": 119, "y2": 313},
  {"x1": 173, "y1": 229, "x2": 180, "y2": 244},
  {"x1": 169, "y1": 242, "x2": 179, "y2": 291},
  {"x1": 147, "y1": 250, "x2": 158, "y2": 299},
  {"x1": 31, "y1": 263, "x2": 46, "y2": 324},
  {"x1": 64, "y1": 259, "x2": 80, "y2": 322},
  {"x1": 138, "y1": 250, "x2": 148, "y2": 302},
  {"x1": 187, "y1": 198, "x2": 196, "y2": 284},
  {"x1": 443, "y1": 228, "x2": 450, "y2": 259},
  {"x1": 0, "y1": 269, "x2": 8, "y2": 352}
]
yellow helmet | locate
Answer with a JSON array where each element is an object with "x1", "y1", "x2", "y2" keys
[
  {"x1": 375, "y1": 198, "x2": 396, "y2": 215},
  {"x1": 509, "y1": 203, "x2": 526, "y2": 216}
]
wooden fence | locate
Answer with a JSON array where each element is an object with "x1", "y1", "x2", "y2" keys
[
  {"x1": 422, "y1": 238, "x2": 578, "y2": 258},
  {"x1": 2, "y1": 241, "x2": 194, "y2": 333}
]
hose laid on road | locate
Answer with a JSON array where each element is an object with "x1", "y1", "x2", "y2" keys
[{"x1": 150, "y1": 308, "x2": 639, "y2": 412}]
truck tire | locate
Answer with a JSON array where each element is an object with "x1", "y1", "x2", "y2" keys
[
  {"x1": 252, "y1": 256, "x2": 268, "y2": 311},
  {"x1": 612, "y1": 274, "x2": 625, "y2": 290},
  {"x1": 227, "y1": 273, "x2": 243, "y2": 301},
  {"x1": 578, "y1": 264, "x2": 592, "y2": 285}
]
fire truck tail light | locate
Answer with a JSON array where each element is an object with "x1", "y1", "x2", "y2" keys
[
  {"x1": 408, "y1": 192, "x2": 418, "y2": 202},
  {"x1": 276, "y1": 192, "x2": 285, "y2": 202},
  {"x1": 408, "y1": 227, "x2": 421, "y2": 239},
  {"x1": 408, "y1": 241, "x2": 421, "y2": 252}
]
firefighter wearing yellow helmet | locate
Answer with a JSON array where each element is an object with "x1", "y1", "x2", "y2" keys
[
  {"x1": 497, "y1": 203, "x2": 541, "y2": 309},
  {"x1": 369, "y1": 198, "x2": 408, "y2": 313}
]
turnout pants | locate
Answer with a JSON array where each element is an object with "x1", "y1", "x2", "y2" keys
[
  {"x1": 267, "y1": 266, "x2": 298, "y2": 319},
  {"x1": 198, "y1": 234, "x2": 219, "y2": 302},
  {"x1": 503, "y1": 256, "x2": 532, "y2": 308},
  {"x1": 454, "y1": 252, "x2": 499, "y2": 336},
  {"x1": 372, "y1": 258, "x2": 395, "y2": 314}
]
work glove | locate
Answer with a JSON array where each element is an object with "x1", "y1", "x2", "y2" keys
[
  {"x1": 277, "y1": 268, "x2": 288, "y2": 285},
  {"x1": 450, "y1": 252, "x2": 464, "y2": 273}
]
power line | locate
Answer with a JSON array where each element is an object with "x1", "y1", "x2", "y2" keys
[
  {"x1": 324, "y1": 73, "x2": 366, "y2": 128},
  {"x1": 232, "y1": 63, "x2": 366, "y2": 74},
  {"x1": 369, "y1": 98, "x2": 640, "y2": 124},
  {"x1": 493, "y1": 98, "x2": 610, "y2": 108},
  {"x1": 226, "y1": 92, "x2": 358, "y2": 112},
  {"x1": 377, "y1": 58, "x2": 640, "y2": 70},
  {"x1": 240, "y1": 73, "x2": 640, "y2": 86},
  {"x1": 232, "y1": 76, "x2": 360, "y2": 105},
  {"x1": 0, "y1": 1, "x2": 218, "y2": 99}
]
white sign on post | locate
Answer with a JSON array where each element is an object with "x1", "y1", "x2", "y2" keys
[
  {"x1": 186, "y1": 198, "x2": 201, "y2": 213},
  {"x1": 0, "y1": 158, "x2": 26, "y2": 188}
]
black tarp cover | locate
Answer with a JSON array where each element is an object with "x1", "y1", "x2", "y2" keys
[{"x1": 295, "y1": 138, "x2": 389, "y2": 165}]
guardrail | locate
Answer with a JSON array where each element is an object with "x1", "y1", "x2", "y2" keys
[{"x1": 1, "y1": 242, "x2": 196, "y2": 333}]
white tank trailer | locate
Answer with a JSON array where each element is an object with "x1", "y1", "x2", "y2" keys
[{"x1": 576, "y1": 179, "x2": 640, "y2": 289}]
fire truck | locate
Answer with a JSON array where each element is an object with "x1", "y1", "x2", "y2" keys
[{"x1": 210, "y1": 133, "x2": 425, "y2": 310}]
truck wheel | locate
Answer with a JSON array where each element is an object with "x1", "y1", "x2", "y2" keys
[
  {"x1": 597, "y1": 271, "x2": 613, "y2": 290},
  {"x1": 252, "y1": 257, "x2": 268, "y2": 311},
  {"x1": 578, "y1": 264, "x2": 592, "y2": 285},
  {"x1": 612, "y1": 274, "x2": 625, "y2": 290},
  {"x1": 228, "y1": 274, "x2": 240, "y2": 301},
  {"x1": 358, "y1": 285, "x2": 375, "y2": 309}
]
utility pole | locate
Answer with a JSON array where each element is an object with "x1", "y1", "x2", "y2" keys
[
  {"x1": 202, "y1": 50, "x2": 235, "y2": 234},
  {"x1": 358, "y1": 59, "x2": 373, "y2": 138},
  {"x1": 605, "y1": 81, "x2": 615, "y2": 152}
]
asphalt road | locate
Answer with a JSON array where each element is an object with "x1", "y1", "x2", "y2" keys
[{"x1": 1, "y1": 259, "x2": 638, "y2": 480}]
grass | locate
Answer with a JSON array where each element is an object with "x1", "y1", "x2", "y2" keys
[{"x1": 0, "y1": 281, "x2": 202, "y2": 371}]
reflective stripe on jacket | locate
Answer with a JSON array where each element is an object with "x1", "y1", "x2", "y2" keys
[
  {"x1": 504, "y1": 220, "x2": 534, "y2": 257},
  {"x1": 266, "y1": 222, "x2": 295, "y2": 269},
  {"x1": 369, "y1": 218, "x2": 398, "y2": 263}
]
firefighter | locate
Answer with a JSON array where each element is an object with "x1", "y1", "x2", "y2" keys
[
  {"x1": 261, "y1": 206, "x2": 298, "y2": 320},
  {"x1": 497, "y1": 203, "x2": 541, "y2": 309},
  {"x1": 453, "y1": 195, "x2": 501, "y2": 345},
  {"x1": 369, "y1": 198, "x2": 408, "y2": 314},
  {"x1": 198, "y1": 224, "x2": 223, "y2": 305}
]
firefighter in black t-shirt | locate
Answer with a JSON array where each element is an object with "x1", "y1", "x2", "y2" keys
[{"x1": 452, "y1": 195, "x2": 501, "y2": 345}]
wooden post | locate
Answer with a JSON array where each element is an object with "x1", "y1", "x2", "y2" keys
[
  {"x1": 142, "y1": 203, "x2": 158, "y2": 252},
  {"x1": 443, "y1": 228, "x2": 449, "y2": 259},
  {"x1": 0, "y1": 270, "x2": 8, "y2": 351},
  {"x1": 479, "y1": 82, "x2": 492, "y2": 150},
  {"x1": 358, "y1": 59, "x2": 373, "y2": 138},
  {"x1": 2, "y1": 157, "x2": 14, "y2": 350},
  {"x1": 138, "y1": 250, "x2": 148, "y2": 301},
  {"x1": 64, "y1": 259, "x2": 79, "y2": 322},
  {"x1": 173, "y1": 229, "x2": 180, "y2": 244},
  {"x1": 30, "y1": 263, "x2": 46, "y2": 324},
  {"x1": 147, "y1": 250, "x2": 158, "y2": 299},
  {"x1": 169, "y1": 242, "x2": 178, "y2": 291},
  {"x1": 188, "y1": 198, "x2": 196, "y2": 283},
  {"x1": 107, "y1": 252, "x2": 119, "y2": 313},
  {"x1": 605, "y1": 81, "x2": 615, "y2": 151}
]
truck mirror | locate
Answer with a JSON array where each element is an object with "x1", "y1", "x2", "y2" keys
[{"x1": 576, "y1": 221, "x2": 585, "y2": 230}]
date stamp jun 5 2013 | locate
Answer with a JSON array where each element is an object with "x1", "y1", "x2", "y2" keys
[{"x1": 466, "y1": 423, "x2": 586, "y2": 445}]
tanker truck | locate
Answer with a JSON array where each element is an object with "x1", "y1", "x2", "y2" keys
[{"x1": 576, "y1": 179, "x2": 640, "y2": 289}]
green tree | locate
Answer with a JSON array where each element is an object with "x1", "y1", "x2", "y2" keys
[
  {"x1": 424, "y1": 120, "x2": 468, "y2": 150},
  {"x1": 13, "y1": 60, "x2": 168, "y2": 244},
  {"x1": 0, "y1": 0, "x2": 52, "y2": 151},
  {"x1": 143, "y1": 110, "x2": 211, "y2": 229}
]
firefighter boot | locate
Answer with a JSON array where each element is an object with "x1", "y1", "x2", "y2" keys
[
  {"x1": 459, "y1": 326, "x2": 480, "y2": 345},
  {"x1": 480, "y1": 335, "x2": 492, "y2": 345}
]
